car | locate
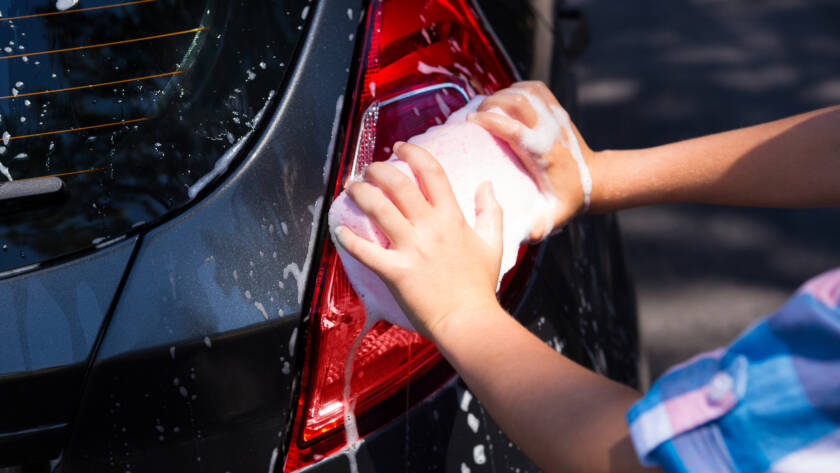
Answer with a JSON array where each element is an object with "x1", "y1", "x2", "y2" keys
[{"x1": 0, "y1": 0, "x2": 638, "y2": 472}]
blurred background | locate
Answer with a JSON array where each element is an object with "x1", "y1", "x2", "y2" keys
[{"x1": 569, "y1": 0, "x2": 840, "y2": 384}]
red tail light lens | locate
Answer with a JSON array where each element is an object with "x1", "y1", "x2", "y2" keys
[{"x1": 284, "y1": 1, "x2": 534, "y2": 470}]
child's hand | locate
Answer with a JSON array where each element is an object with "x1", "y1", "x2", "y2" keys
[
  {"x1": 468, "y1": 81, "x2": 596, "y2": 240},
  {"x1": 334, "y1": 142, "x2": 504, "y2": 339}
]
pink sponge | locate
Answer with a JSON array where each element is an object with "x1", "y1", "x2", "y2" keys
[{"x1": 328, "y1": 96, "x2": 553, "y2": 331}]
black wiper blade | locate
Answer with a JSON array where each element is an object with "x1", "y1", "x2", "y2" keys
[{"x1": 0, "y1": 177, "x2": 64, "y2": 202}]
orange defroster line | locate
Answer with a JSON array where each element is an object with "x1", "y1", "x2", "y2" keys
[
  {"x1": 19, "y1": 167, "x2": 106, "y2": 181},
  {"x1": 9, "y1": 117, "x2": 152, "y2": 141},
  {"x1": 0, "y1": 27, "x2": 207, "y2": 60},
  {"x1": 0, "y1": 70, "x2": 184, "y2": 100}
]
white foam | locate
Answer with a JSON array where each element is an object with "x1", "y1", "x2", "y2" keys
[
  {"x1": 467, "y1": 412, "x2": 480, "y2": 433},
  {"x1": 0, "y1": 159, "x2": 11, "y2": 181},
  {"x1": 188, "y1": 90, "x2": 275, "y2": 199},
  {"x1": 288, "y1": 327, "x2": 297, "y2": 356},
  {"x1": 460, "y1": 390, "x2": 473, "y2": 412},
  {"x1": 417, "y1": 61, "x2": 453, "y2": 77},
  {"x1": 553, "y1": 104, "x2": 592, "y2": 211},
  {"x1": 502, "y1": 89, "x2": 592, "y2": 211},
  {"x1": 342, "y1": 333, "x2": 364, "y2": 473},
  {"x1": 434, "y1": 93, "x2": 451, "y2": 117},
  {"x1": 254, "y1": 301, "x2": 268, "y2": 320},
  {"x1": 55, "y1": 0, "x2": 77, "y2": 11},
  {"x1": 267, "y1": 447, "x2": 278, "y2": 473},
  {"x1": 421, "y1": 28, "x2": 432, "y2": 45},
  {"x1": 473, "y1": 444, "x2": 486, "y2": 465}
]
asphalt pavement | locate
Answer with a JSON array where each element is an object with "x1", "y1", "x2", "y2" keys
[{"x1": 570, "y1": 0, "x2": 840, "y2": 383}]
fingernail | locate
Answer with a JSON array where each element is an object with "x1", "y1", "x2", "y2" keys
[
  {"x1": 393, "y1": 141, "x2": 405, "y2": 152},
  {"x1": 466, "y1": 112, "x2": 476, "y2": 121}
]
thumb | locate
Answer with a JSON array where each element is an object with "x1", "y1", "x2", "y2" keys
[{"x1": 474, "y1": 181, "x2": 503, "y2": 252}]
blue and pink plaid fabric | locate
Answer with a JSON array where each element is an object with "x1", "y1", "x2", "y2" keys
[{"x1": 627, "y1": 267, "x2": 840, "y2": 472}]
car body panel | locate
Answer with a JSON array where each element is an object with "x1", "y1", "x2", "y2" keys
[
  {"x1": 0, "y1": 237, "x2": 136, "y2": 375},
  {"x1": 0, "y1": 236, "x2": 137, "y2": 465},
  {"x1": 60, "y1": 0, "x2": 362, "y2": 471}
]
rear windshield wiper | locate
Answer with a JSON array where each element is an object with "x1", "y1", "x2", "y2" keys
[{"x1": 0, "y1": 177, "x2": 64, "y2": 202}]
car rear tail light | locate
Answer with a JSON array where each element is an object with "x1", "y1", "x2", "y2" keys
[{"x1": 284, "y1": 1, "x2": 536, "y2": 470}]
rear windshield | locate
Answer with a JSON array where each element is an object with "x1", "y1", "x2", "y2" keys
[{"x1": 0, "y1": 0, "x2": 310, "y2": 273}]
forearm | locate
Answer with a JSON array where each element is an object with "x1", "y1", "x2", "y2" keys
[
  {"x1": 588, "y1": 105, "x2": 840, "y2": 212},
  {"x1": 431, "y1": 305, "x2": 655, "y2": 473}
]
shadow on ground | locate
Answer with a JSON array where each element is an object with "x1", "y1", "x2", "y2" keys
[{"x1": 571, "y1": 0, "x2": 840, "y2": 381}]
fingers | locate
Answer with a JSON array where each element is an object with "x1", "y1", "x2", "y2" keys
[
  {"x1": 468, "y1": 111, "x2": 550, "y2": 190},
  {"x1": 394, "y1": 142, "x2": 460, "y2": 214},
  {"x1": 334, "y1": 225, "x2": 394, "y2": 275},
  {"x1": 473, "y1": 181, "x2": 503, "y2": 253},
  {"x1": 475, "y1": 81, "x2": 562, "y2": 129},
  {"x1": 510, "y1": 81, "x2": 561, "y2": 109},
  {"x1": 467, "y1": 111, "x2": 523, "y2": 144},
  {"x1": 363, "y1": 161, "x2": 428, "y2": 222},
  {"x1": 527, "y1": 207, "x2": 555, "y2": 242},
  {"x1": 477, "y1": 93, "x2": 537, "y2": 128},
  {"x1": 346, "y1": 181, "x2": 414, "y2": 246},
  {"x1": 528, "y1": 221, "x2": 548, "y2": 243}
]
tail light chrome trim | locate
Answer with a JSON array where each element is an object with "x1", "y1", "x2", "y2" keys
[{"x1": 349, "y1": 82, "x2": 469, "y2": 182}]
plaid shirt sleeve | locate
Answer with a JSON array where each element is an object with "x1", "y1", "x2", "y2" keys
[{"x1": 626, "y1": 267, "x2": 840, "y2": 473}]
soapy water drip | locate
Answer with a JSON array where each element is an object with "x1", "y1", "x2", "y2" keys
[
  {"x1": 554, "y1": 106, "x2": 592, "y2": 211},
  {"x1": 341, "y1": 317, "x2": 416, "y2": 472},
  {"x1": 342, "y1": 329, "x2": 366, "y2": 473},
  {"x1": 0, "y1": 159, "x2": 12, "y2": 181}
]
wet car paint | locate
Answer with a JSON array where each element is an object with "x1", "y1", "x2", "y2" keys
[
  {"x1": 0, "y1": 0, "x2": 638, "y2": 472},
  {"x1": 0, "y1": 236, "x2": 137, "y2": 465},
  {"x1": 0, "y1": 237, "x2": 136, "y2": 375},
  {"x1": 59, "y1": 1, "x2": 361, "y2": 471}
]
